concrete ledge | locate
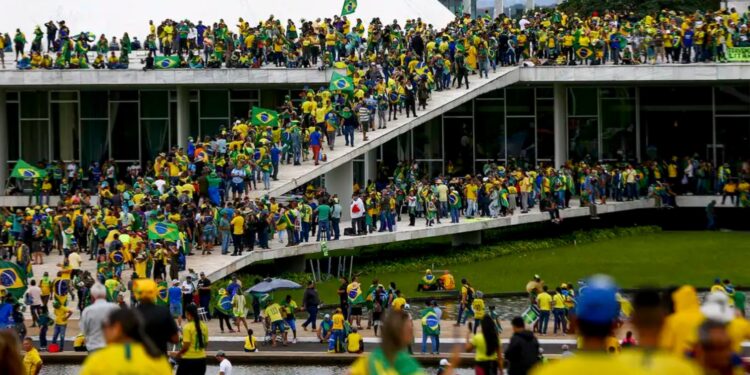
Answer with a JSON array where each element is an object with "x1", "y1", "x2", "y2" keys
[{"x1": 518, "y1": 63, "x2": 750, "y2": 83}]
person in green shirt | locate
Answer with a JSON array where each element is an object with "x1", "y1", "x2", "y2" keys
[{"x1": 316, "y1": 200, "x2": 331, "y2": 241}]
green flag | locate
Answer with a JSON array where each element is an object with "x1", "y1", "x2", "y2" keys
[
  {"x1": 250, "y1": 107, "x2": 280, "y2": 127},
  {"x1": 215, "y1": 292, "x2": 233, "y2": 315},
  {"x1": 341, "y1": 0, "x2": 357, "y2": 15},
  {"x1": 155, "y1": 55, "x2": 180, "y2": 69},
  {"x1": 329, "y1": 71, "x2": 354, "y2": 93},
  {"x1": 147, "y1": 220, "x2": 180, "y2": 242},
  {"x1": 10, "y1": 160, "x2": 47, "y2": 179},
  {"x1": 420, "y1": 308, "x2": 441, "y2": 336},
  {"x1": 0, "y1": 261, "x2": 28, "y2": 299}
]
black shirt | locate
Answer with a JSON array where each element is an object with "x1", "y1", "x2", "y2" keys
[
  {"x1": 137, "y1": 302, "x2": 179, "y2": 355},
  {"x1": 197, "y1": 278, "x2": 212, "y2": 298},
  {"x1": 303, "y1": 288, "x2": 320, "y2": 307}
]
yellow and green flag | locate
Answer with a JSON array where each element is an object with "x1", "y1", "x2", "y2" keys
[
  {"x1": 147, "y1": 220, "x2": 180, "y2": 242},
  {"x1": 347, "y1": 283, "x2": 366, "y2": 305},
  {"x1": 155, "y1": 55, "x2": 180, "y2": 69},
  {"x1": 342, "y1": 0, "x2": 357, "y2": 15},
  {"x1": 329, "y1": 71, "x2": 354, "y2": 93},
  {"x1": 0, "y1": 261, "x2": 28, "y2": 299},
  {"x1": 156, "y1": 280, "x2": 169, "y2": 306},
  {"x1": 10, "y1": 160, "x2": 47, "y2": 179},
  {"x1": 421, "y1": 308, "x2": 441, "y2": 335},
  {"x1": 251, "y1": 107, "x2": 280, "y2": 127}
]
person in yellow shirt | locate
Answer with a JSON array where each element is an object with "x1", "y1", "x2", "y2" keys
[
  {"x1": 346, "y1": 327, "x2": 364, "y2": 353},
  {"x1": 264, "y1": 301, "x2": 288, "y2": 347},
  {"x1": 532, "y1": 276, "x2": 648, "y2": 375},
  {"x1": 81, "y1": 309, "x2": 171, "y2": 375},
  {"x1": 552, "y1": 287, "x2": 567, "y2": 334},
  {"x1": 170, "y1": 305, "x2": 208, "y2": 373},
  {"x1": 244, "y1": 329, "x2": 258, "y2": 352},
  {"x1": 536, "y1": 286, "x2": 552, "y2": 335},
  {"x1": 329, "y1": 308, "x2": 346, "y2": 352},
  {"x1": 391, "y1": 290, "x2": 407, "y2": 311},
  {"x1": 471, "y1": 291, "x2": 486, "y2": 334},
  {"x1": 23, "y1": 337, "x2": 43, "y2": 375},
  {"x1": 230, "y1": 211, "x2": 244, "y2": 256}
]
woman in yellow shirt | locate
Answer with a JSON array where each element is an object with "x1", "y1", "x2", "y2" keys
[
  {"x1": 171, "y1": 305, "x2": 209, "y2": 375},
  {"x1": 80, "y1": 309, "x2": 171, "y2": 375},
  {"x1": 465, "y1": 315, "x2": 503, "y2": 375}
]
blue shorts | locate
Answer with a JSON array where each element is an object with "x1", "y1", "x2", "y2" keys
[
  {"x1": 231, "y1": 182, "x2": 244, "y2": 193},
  {"x1": 285, "y1": 318, "x2": 296, "y2": 331},
  {"x1": 169, "y1": 304, "x2": 182, "y2": 318},
  {"x1": 271, "y1": 320, "x2": 286, "y2": 333}
]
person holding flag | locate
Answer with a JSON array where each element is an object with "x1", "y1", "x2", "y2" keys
[
  {"x1": 347, "y1": 276, "x2": 365, "y2": 329},
  {"x1": 421, "y1": 300, "x2": 442, "y2": 354}
]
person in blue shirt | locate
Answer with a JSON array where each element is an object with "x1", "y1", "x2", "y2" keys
[
  {"x1": 309, "y1": 127, "x2": 323, "y2": 166},
  {"x1": 226, "y1": 275, "x2": 241, "y2": 298},
  {"x1": 270, "y1": 144, "x2": 281, "y2": 181},
  {"x1": 168, "y1": 280, "x2": 183, "y2": 326}
]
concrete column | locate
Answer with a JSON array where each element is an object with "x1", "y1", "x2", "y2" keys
[
  {"x1": 364, "y1": 148, "x2": 377, "y2": 185},
  {"x1": 0, "y1": 90, "x2": 6, "y2": 195},
  {"x1": 452, "y1": 231, "x2": 482, "y2": 247},
  {"x1": 494, "y1": 0, "x2": 504, "y2": 17},
  {"x1": 462, "y1": 0, "x2": 473, "y2": 16},
  {"x1": 176, "y1": 87, "x2": 190, "y2": 149},
  {"x1": 325, "y1": 160, "x2": 354, "y2": 222},
  {"x1": 553, "y1": 83, "x2": 567, "y2": 168},
  {"x1": 526, "y1": 0, "x2": 534, "y2": 11}
]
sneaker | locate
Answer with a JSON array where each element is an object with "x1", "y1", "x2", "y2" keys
[{"x1": 292, "y1": 338, "x2": 297, "y2": 344}]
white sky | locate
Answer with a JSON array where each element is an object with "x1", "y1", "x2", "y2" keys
[{"x1": 5, "y1": 0, "x2": 455, "y2": 39}]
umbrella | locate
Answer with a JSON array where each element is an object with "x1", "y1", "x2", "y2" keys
[{"x1": 246, "y1": 278, "x2": 302, "y2": 294}]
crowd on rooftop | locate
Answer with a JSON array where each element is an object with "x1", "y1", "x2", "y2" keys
[{"x1": 5, "y1": 6, "x2": 750, "y2": 70}]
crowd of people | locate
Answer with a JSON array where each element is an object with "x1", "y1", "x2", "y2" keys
[{"x1": 6, "y1": 6, "x2": 750, "y2": 70}]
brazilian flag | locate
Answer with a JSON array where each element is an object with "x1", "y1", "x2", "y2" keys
[
  {"x1": 250, "y1": 107, "x2": 279, "y2": 127},
  {"x1": 10, "y1": 160, "x2": 47, "y2": 179},
  {"x1": 215, "y1": 291, "x2": 233, "y2": 315},
  {"x1": 155, "y1": 55, "x2": 180, "y2": 69},
  {"x1": 415, "y1": 61, "x2": 429, "y2": 76},
  {"x1": 109, "y1": 250, "x2": 125, "y2": 266},
  {"x1": 420, "y1": 308, "x2": 441, "y2": 335},
  {"x1": 341, "y1": 0, "x2": 357, "y2": 16},
  {"x1": 347, "y1": 283, "x2": 366, "y2": 305},
  {"x1": 53, "y1": 278, "x2": 70, "y2": 306},
  {"x1": 329, "y1": 71, "x2": 354, "y2": 93},
  {"x1": 576, "y1": 47, "x2": 594, "y2": 60},
  {"x1": 0, "y1": 261, "x2": 28, "y2": 299},
  {"x1": 156, "y1": 281, "x2": 169, "y2": 306},
  {"x1": 147, "y1": 220, "x2": 180, "y2": 242}
]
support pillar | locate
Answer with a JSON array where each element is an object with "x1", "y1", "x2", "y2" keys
[
  {"x1": 0, "y1": 90, "x2": 7, "y2": 195},
  {"x1": 553, "y1": 83, "x2": 567, "y2": 168},
  {"x1": 462, "y1": 0, "x2": 473, "y2": 16},
  {"x1": 364, "y1": 148, "x2": 377, "y2": 186},
  {"x1": 494, "y1": 0, "x2": 504, "y2": 17},
  {"x1": 176, "y1": 87, "x2": 190, "y2": 149},
  {"x1": 452, "y1": 231, "x2": 482, "y2": 247},
  {"x1": 326, "y1": 160, "x2": 353, "y2": 222}
]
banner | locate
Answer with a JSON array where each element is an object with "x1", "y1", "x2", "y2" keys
[{"x1": 727, "y1": 47, "x2": 750, "y2": 62}]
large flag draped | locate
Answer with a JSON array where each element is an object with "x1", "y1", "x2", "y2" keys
[
  {"x1": 250, "y1": 107, "x2": 280, "y2": 127},
  {"x1": 155, "y1": 55, "x2": 180, "y2": 69},
  {"x1": 215, "y1": 290, "x2": 233, "y2": 315},
  {"x1": 420, "y1": 308, "x2": 441, "y2": 336},
  {"x1": 341, "y1": 0, "x2": 357, "y2": 15},
  {"x1": 156, "y1": 281, "x2": 169, "y2": 306},
  {"x1": 53, "y1": 278, "x2": 70, "y2": 306},
  {"x1": 0, "y1": 261, "x2": 28, "y2": 299},
  {"x1": 147, "y1": 220, "x2": 180, "y2": 242},
  {"x1": 347, "y1": 282, "x2": 365, "y2": 305},
  {"x1": 329, "y1": 71, "x2": 354, "y2": 93},
  {"x1": 10, "y1": 160, "x2": 47, "y2": 179}
]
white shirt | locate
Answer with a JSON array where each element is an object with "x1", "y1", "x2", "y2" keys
[
  {"x1": 68, "y1": 252, "x2": 82, "y2": 270},
  {"x1": 26, "y1": 285, "x2": 42, "y2": 306},
  {"x1": 182, "y1": 281, "x2": 195, "y2": 295},
  {"x1": 350, "y1": 198, "x2": 365, "y2": 219},
  {"x1": 219, "y1": 358, "x2": 233, "y2": 375},
  {"x1": 67, "y1": 163, "x2": 77, "y2": 178},
  {"x1": 81, "y1": 299, "x2": 120, "y2": 351}
]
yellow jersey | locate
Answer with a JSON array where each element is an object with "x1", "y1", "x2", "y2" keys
[
  {"x1": 80, "y1": 343, "x2": 172, "y2": 375},
  {"x1": 472, "y1": 299, "x2": 485, "y2": 319},
  {"x1": 244, "y1": 335, "x2": 257, "y2": 351},
  {"x1": 23, "y1": 348, "x2": 43, "y2": 375},
  {"x1": 182, "y1": 321, "x2": 209, "y2": 359},
  {"x1": 531, "y1": 353, "x2": 648, "y2": 375},
  {"x1": 332, "y1": 313, "x2": 345, "y2": 330},
  {"x1": 265, "y1": 303, "x2": 284, "y2": 322},
  {"x1": 618, "y1": 349, "x2": 703, "y2": 375},
  {"x1": 536, "y1": 292, "x2": 552, "y2": 311},
  {"x1": 347, "y1": 332, "x2": 363, "y2": 352}
]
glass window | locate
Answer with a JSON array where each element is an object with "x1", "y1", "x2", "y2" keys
[
  {"x1": 640, "y1": 90, "x2": 712, "y2": 161},
  {"x1": 20, "y1": 91, "x2": 49, "y2": 119},
  {"x1": 536, "y1": 87, "x2": 554, "y2": 99},
  {"x1": 474, "y1": 100, "x2": 504, "y2": 161},
  {"x1": 716, "y1": 117, "x2": 750, "y2": 163},
  {"x1": 199, "y1": 90, "x2": 229, "y2": 118},
  {"x1": 506, "y1": 88, "x2": 534, "y2": 116},
  {"x1": 601, "y1": 99, "x2": 636, "y2": 161},
  {"x1": 190, "y1": 101, "x2": 199, "y2": 140},
  {"x1": 21, "y1": 120, "x2": 49, "y2": 162},
  {"x1": 640, "y1": 86, "x2": 711, "y2": 109},
  {"x1": 536, "y1": 99, "x2": 554, "y2": 161},
  {"x1": 141, "y1": 120, "x2": 169, "y2": 163},
  {"x1": 230, "y1": 89, "x2": 260, "y2": 100},
  {"x1": 599, "y1": 87, "x2": 635, "y2": 99},
  {"x1": 445, "y1": 101, "x2": 472, "y2": 116},
  {"x1": 7, "y1": 103, "x2": 19, "y2": 160},
  {"x1": 413, "y1": 118, "x2": 442, "y2": 159},
  {"x1": 353, "y1": 160, "x2": 365, "y2": 187},
  {"x1": 506, "y1": 117, "x2": 536, "y2": 167},
  {"x1": 51, "y1": 91, "x2": 78, "y2": 101},
  {"x1": 568, "y1": 117, "x2": 598, "y2": 161},
  {"x1": 230, "y1": 101, "x2": 252, "y2": 121},
  {"x1": 260, "y1": 89, "x2": 287, "y2": 109},
  {"x1": 478, "y1": 89, "x2": 504, "y2": 99},
  {"x1": 416, "y1": 160, "x2": 443, "y2": 178},
  {"x1": 567, "y1": 88, "x2": 598, "y2": 116},
  {"x1": 81, "y1": 120, "x2": 109, "y2": 167},
  {"x1": 200, "y1": 119, "x2": 228, "y2": 139},
  {"x1": 140, "y1": 91, "x2": 169, "y2": 118},
  {"x1": 443, "y1": 117, "x2": 474, "y2": 175},
  {"x1": 7, "y1": 92, "x2": 18, "y2": 101},
  {"x1": 109, "y1": 91, "x2": 138, "y2": 101},
  {"x1": 80, "y1": 91, "x2": 108, "y2": 118},
  {"x1": 51, "y1": 103, "x2": 79, "y2": 161},
  {"x1": 110, "y1": 102, "x2": 139, "y2": 160},
  {"x1": 170, "y1": 102, "x2": 177, "y2": 148},
  {"x1": 715, "y1": 85, "x2": 750, "y2": 115}
]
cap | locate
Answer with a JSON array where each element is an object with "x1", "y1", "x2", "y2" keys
[
  {"x1": 575, "y1": 275, "x2": 620, "y2": 324},
  {"x1": 324, "y1": 314, "x2": 331, "y2": 318},
  {"x1": 215, "y1": 350, "x2": 226, "y2": 357},
  {"x1": 439, "y1": 359, "x2": 449, "y2": 366},
  {"x1": 701, "y1": 291, "x2": 735, "y2": 323},
  {"x1": 172, "y1": 280, "x2": 180, "y2": 285}
]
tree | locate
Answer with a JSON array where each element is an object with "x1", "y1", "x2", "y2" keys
[{"x1": 558, "y1": 0, "x2": 720, "y2": 17}]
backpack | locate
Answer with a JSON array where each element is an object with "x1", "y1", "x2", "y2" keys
[{"x1": 466, "y1": 286, "x2": 475, "y2": 304}]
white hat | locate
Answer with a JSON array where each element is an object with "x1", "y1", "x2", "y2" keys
[
  {"x1": 701, "y1": 292, "x2": 735, "y2": 323},
  {"x1": 439, "y1": 359, "x2": 449, "y2": 366}
]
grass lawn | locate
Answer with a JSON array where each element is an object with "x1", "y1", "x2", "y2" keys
[{"x1": 286, "y1": 231, "x2": 750, "y2": 304}]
